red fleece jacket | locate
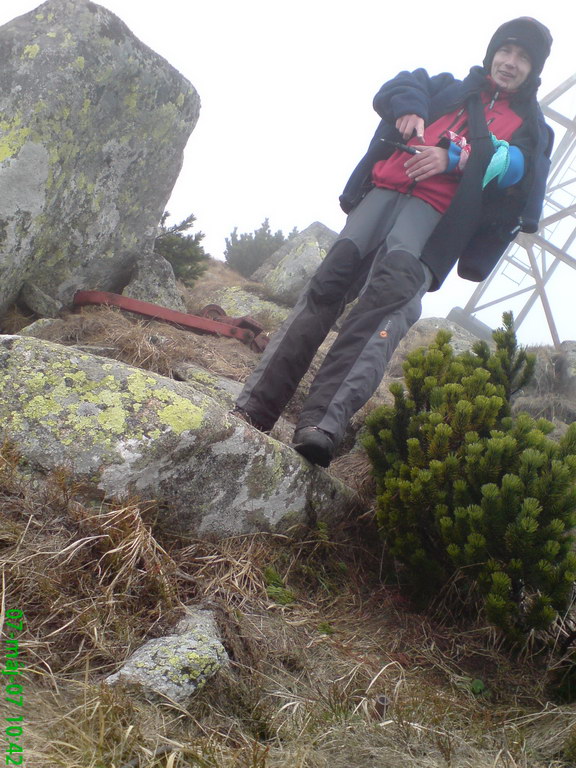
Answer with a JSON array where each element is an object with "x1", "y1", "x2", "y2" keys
[{"x1": 371, "y1": 84, "x2": 523, "y2": 213}]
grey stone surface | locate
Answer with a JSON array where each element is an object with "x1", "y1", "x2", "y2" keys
[
  {"x1": 122, "y1": 249, "x2": 186, "y2": 312},
  {"x1": 0, "y1": 335, "x2": 359, "y2": 538},
  {"x1": 0, "y1": 0, "x2": 200, "y2": 315},
  {"x1": 251, "y1": 222, "x2": 337, "y2": 283},
  {"x1": 194, "y1": 286, "x2": 290, "y2": 328},
  {"x1": 17, "y1": 317, "x2": 58, "y2": 337},
  {"x1": 19, "y1": 281, "x2": 64, "y2": 317},
  {"x1": 173, "y1": 361, "x2": 295, "y2": 444},
  {"x1": 253, "y1": 223, "x2": 338, "y2": 306},
  {"x1": 105, "y1": 608, "x2": 228, "y2": 703}
]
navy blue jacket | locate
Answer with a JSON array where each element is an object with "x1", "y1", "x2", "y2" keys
[{"x1": 339, "y1": 66, "x2": 554, "y2": 290}]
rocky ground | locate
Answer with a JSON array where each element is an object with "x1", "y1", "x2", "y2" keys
[{"x1": 2, "y1": 258, "x2": 576, "y2": 767}]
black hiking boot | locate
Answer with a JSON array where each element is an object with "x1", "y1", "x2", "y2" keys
[
  {"x1": 292, "y1": 426, "x2": 334, "y2": 468},
  {"x1": 230, "y1": 406, "x2": 271, "y2": 435}
]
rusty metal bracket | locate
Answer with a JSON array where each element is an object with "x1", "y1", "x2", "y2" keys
[{"x1": 72, "y1": 291, "x2": 269, "y2": 352}]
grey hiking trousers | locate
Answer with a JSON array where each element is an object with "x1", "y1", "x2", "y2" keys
[{"x1": 236, "y1": 188, "x2": 442, "y2": 445}]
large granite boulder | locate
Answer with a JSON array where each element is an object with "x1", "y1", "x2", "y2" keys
[
  {"x1": 0, "y1": 0, "x2": 199, "y2": 316},
  {"x1": 0, "y1": 335, "x2": 359, "y2": 537},
  {"x1": 251, "y1": 222, "x2": 337, "y2": 306}
]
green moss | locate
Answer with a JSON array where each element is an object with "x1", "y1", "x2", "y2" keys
[
  {"x1": 264, "y1": 566, "x2": 296, "y2": 605},
  {"x1": 266, "y1": 584, "x2": 296, "y2": 605}
]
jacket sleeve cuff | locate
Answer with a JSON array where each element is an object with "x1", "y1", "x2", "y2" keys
[{"x1": 445, "y1": 142, "x2": 461, "y2": 173}]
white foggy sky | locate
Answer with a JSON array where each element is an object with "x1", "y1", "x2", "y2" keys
[{"x1": 1, "y1": 0, "x2": 575, "y2": 345}]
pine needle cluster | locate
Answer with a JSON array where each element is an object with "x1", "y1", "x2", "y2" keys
[{"x1": 363, "y1": 313, "x2": 576, "y2": 642}]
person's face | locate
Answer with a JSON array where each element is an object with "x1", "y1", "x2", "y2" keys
[{"x1": 491, "y1": 43, "x2": 532, "y2": 90}]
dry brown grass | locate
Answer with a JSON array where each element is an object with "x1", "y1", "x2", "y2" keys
[
  {"x1": 2, "y1": 440, "x2": 575, "y2": 767},
  {"x1": 0, "y1": 304, "x2": 37, "y2": 333},
  {"x1": 22, "y1": 304, "x2": 259, "y2": 382}
]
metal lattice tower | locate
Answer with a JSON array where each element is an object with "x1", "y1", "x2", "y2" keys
[{"x1": 448, "y1": 74, "x2": 576, "y2": 348}]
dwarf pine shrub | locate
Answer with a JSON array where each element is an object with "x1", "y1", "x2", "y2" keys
[{"x1": 363, "y1": 313, "x2": 576, "y2": 642}]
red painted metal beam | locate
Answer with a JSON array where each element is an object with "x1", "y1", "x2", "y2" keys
[{"x1": 73, "y1": 290, "x2": 256, "y2": 344}]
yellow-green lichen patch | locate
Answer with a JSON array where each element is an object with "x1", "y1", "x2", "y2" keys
[
  {"x1": 0, "y1": 114, "x2": 31, "y2": 164},
  {"x1": 23, "y1": 394, "x2": 63, "y2": 422},
  {"x1": 22, "y1": 44, "x2": 41, "y2": 59},
  {"x1": 125, "y1": 371, "x2": 159, "y2": 401},
  {"x1": 191, "y1": 371, "x2": 218, "y2": 386},
  {"x1": 97, "y1": 405, "x2": 127, "y2": 434},
  {"x1": 158, "y1": 402, "x2": 204, "y2": 434},
  {"x1": 60, "y1": 31, "x2": 76, "y2": 50},
  {"x1": 73, "y1": 56, "x2": 85, "y2": 71},
  {"x1": 124, "y1": 86, "x2": 139, "y2": 113},
  {"x1": 0, "y1": 341, "x2": 210, "y2": 462}
]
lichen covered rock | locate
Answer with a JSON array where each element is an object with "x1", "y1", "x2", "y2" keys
[
  {"x1": 0, "y1": 335, "x2": 359, "y2": 537},
  {"x1": 256, "y1": 222, "x2": 338, "y2": 306},
  {"x1": 0, "y1": 0, "x2": 200, "y2": 314},
  {"x1": 106, "y1": 608, "x2": 228, "y2": 703},
  {"x1": 197, "y1": 286, "x2": 290, "y2": 328}
]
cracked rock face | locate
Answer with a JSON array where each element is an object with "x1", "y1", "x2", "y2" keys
[
  {"x1": 0, "y1": 0, "x2": 200, "y2": 315},
  {"x1": 0, "y1": 334, "x2": 359, "y2": 537}
]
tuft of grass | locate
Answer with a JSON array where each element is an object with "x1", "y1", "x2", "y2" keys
[{"x1": 264, "y1": 566, "x2": 296, "y2": 605}]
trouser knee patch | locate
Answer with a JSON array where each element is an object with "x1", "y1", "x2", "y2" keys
[
  {"x1": 365, "y1": 249, "x2": 426, "y2": 308},
  {"x1": 309, "y1": 238, "x2": 362, "y2": 304}
]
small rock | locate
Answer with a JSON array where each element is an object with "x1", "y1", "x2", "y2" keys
[{"x1": 105, "y1": 608, "x2": 228, "y2": 703}]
